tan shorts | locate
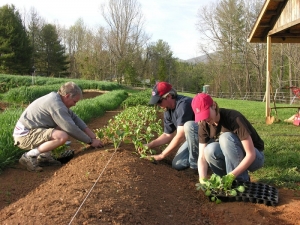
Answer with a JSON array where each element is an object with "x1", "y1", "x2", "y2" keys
[{"x1": 14, "y1": 128, "x2": 54, "y2": 150}]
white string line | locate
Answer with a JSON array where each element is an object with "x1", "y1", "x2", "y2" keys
[{"x1": 68, "y1": 148, "x2": 118, "y2": 225}]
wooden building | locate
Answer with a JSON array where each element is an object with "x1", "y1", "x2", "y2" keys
[{"x1": 247, "y1": 0, "x2": 300, "y2": 124}]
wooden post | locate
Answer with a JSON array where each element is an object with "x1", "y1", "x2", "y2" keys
[{"x1": 266, "y1": 35, "x2": 271, "y2": 119}]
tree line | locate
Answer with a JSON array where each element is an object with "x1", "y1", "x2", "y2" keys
[{"x1": 0, "y1": 0, "x2": 299, "y2": 96}]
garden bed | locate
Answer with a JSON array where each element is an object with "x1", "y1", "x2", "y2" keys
[{"x1": 0, "y1": 92, "x2": 299, "y2": 224}]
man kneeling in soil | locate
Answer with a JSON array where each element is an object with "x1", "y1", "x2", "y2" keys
[
  {"x1": 13, "y1": 81, "x2": 103, "y2": 172},
  {"x1": 145, "y1": 82, "x2": 199, "y2": 173}
]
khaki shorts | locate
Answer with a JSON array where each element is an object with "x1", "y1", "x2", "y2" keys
[{"x1": 14, "y1": 128, "x2": 54, "y2": 150}]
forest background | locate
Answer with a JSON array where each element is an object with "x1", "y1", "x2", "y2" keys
[{"x1": 1, "y1": 0, "x2": 300, "y2": 99}]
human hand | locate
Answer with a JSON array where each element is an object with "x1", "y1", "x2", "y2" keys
[
  {"x1": 222, "y1": 173, "x2": 235, "y2": 189},
  {"x1": 90, "y1": 139, "x2": 104, "y2": 148},
  {"x1": 198, "y1": 178, "x2": 208, "y2": 191},
  {"x1": 199, "y1": 178, "x2": 207, "y2": 185},
  {"x1": 152, "y1": 153, "x2": 164, "y2": 161}
]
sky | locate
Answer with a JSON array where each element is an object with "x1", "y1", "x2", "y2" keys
[{"x1": 1, "y1": 0, "x2": 213, "y2": 60}]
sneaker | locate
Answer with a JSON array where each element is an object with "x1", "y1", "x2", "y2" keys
[
  {"x1": 37, "y1": 154, "x2": 62, "y2": 167},
  {"x1": 19, "y1": 154, "x2": 43, "y2": 172}
]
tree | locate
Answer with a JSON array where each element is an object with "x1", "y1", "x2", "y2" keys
[
  {"x1": 146, "y1": 40, "x2": 174, "y2": 84},
  {"x1": 196, "y1": 0, "x2": 265, "y2": 96},
  {"x1": 38, "y1": 24, "x2": 68, "y2": 77},
  {"x1": 27, "y1": 7, "x2": 45, "y2": 73},
  {"x1": 101, "y1": 0, "x2": 149, "y2": 83},
  {"x1": 0, "y1": 4, "x2": 32, "y2": 74}
]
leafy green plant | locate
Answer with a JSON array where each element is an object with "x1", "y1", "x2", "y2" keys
[
  {"x1": 195, "y1": 174, "x2": 246, "y2": 204},
  {"x1": 95, "y1": 105, "x2": 162, "y2": 158},
  {"x1": 52, "y1": 144, "x2": 69, "y2": 159}
]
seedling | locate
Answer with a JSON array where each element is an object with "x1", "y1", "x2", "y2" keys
[
  {"x1": 195, "y1": 174, "x2": 246, "y2": 204},
  {"x1": 94, "y1": 105, "x2": 162, "y2": 158},
  {"x1": 52, "y1": 144, "x2": 69, "y2": 159}
]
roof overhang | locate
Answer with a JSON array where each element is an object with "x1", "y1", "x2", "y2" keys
[{"x1": 248, "y1": 0, "x2": 300, "y2": 43}]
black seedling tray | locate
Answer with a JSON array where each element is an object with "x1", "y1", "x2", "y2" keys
[
  {"x1": 56, "y1": 149, "x2": 74, "y2": 164},
  {"x1": 209, "y1": 181, "x2": 279, "y2": 206}
]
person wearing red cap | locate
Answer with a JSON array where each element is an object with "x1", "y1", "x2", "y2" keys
[
  {"x1": 146, "y1": 81, "x2": 199, "y2": 172},
  {"x1": 191, "y1": 93, "x2": 264, "y2": 184}
]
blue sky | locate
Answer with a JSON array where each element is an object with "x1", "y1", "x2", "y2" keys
[{"x1": 2, "y1": 0, "x2": 213, "y2": 60}]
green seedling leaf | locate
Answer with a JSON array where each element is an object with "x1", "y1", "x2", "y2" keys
[
  {"x1": 205, "y1": 190, "x2": 211, "y2": 196},
  {"x1": 140, "y1": 154, "x2": 147, "y2": 158},
  {"x1": 196, "y1": 185, "x2": 202, "y2": 191},
  {"x1": 211, "y1": 196, "x2": 216, "y2": 202},
  {"x1": 230, "y1": 189, "x2": 237, "y2": 196},
  {"x1": 149, "y1": 149, "x2": 156, "y2": 154},
  {"x1": 237, "y1": 185, "x2": 245, "y2": 193},
  {"x1": 216, "y1": 199, "x2": 222, "y2": 204}
]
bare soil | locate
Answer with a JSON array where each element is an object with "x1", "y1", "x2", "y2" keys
[{"x1": 0, "y1": 91, "x2": 300, "y2": 225}]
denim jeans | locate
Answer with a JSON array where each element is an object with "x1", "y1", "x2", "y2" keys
[
  {"x1": 172, "y1": 121, "x2": 199, "y2": 170},
  {"x1": 204, "y1": 132, "x2": 264, "y2": 181}
]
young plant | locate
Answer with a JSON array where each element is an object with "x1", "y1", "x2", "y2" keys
[
  {"x1": 195, "y1": 174, "x2": 246, "y2": 204},
  {"x1": 52, "y1": 144, "x2": 69, "y2": 159}
]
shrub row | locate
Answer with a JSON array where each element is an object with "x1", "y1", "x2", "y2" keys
[{"x1": 0, "y1": 74, "x2": 122, "y2": 94}]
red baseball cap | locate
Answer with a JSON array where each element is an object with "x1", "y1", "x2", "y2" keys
[
  {"x1": 149, "y1": 82, "x2": 172, "y2": 104},
  {"x1": 191, "y1": 93, "x2": 213, "y2": 122}
]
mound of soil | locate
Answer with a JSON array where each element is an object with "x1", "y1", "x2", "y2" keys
[{"x1": 0, "y1": 92, "x2": 299, "y2": 225}]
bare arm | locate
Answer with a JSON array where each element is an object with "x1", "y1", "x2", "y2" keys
[
  {"x1": 83, "y1": 127, "x2": 103, "y2": 148},
  {"x1": 84, "y1": 127, "x2": 97, "y2": 139},
  {"x1": 147, "y1": 126, "x2": 186, "y2": 161},
  {"x1": 230, "y1": 135, "x2": 256, "y2": 177},
  {"x1": 147, "y1": 132, "x2": 175, "y2": 148},
  {"x1": 198, "y1": 143, "x2": 209, "y2": 179}
]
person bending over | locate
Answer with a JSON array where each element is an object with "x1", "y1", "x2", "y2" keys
[
  {"x1": 191, "y1": 93, "x2": 264, "y2": 184},
  {"x1": 13, "y1": 81, "x2": 103, "y2": 172},
  {"x1": 145, "y1": 82, "x2": 199, "y2": 172}
]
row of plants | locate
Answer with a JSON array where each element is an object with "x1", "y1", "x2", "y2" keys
[
  {"x1": 0, "y1": 89, "x2": 128, "y2": 173},
  {"x1": 95, "y1": 105, "x2": 163, "y2": 158},
  {"x1": 0, "y1": 75, "x2": 123, "y2": 104},
  {"x1": 120, "y1": 89, "x2": 152, "y2": 108}
]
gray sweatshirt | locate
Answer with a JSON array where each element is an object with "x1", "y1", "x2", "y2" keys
[{"x1": 15, "y1": 92, "x2": 92, "y2": 144}]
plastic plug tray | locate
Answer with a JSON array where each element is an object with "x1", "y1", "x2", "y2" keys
[
  {"x1": 209, "y1": 181, "x2": 279, "y2": 206},
  {"x1": 56, "y1": 149, "x2": 74, "y2": 164}
]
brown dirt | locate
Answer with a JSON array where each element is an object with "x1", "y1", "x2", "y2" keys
[{"x1": 0, "y1": 92, "x2": 300, "y2": 225}]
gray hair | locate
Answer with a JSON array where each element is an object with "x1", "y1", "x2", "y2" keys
[{"x1": 58, "y1": 82, "x2": 83, "y2": 99}]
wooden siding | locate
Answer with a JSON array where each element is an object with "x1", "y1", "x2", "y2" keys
[
  {"x1": 248, "y1": 0, "x2": 300, "y2": 43},
  {"x1": 274, "y1": 0, "x2": 300, "y2": 27}
]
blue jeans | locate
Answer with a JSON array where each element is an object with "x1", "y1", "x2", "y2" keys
[
  {"x1": 172, "y1": 121, "x2": 199, "y2": 170},
  {"x1": 204, "y1": 132, "x2": 264, "y2": 181}
]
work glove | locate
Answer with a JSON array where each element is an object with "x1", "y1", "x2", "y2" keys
[
  {"x1": 222, "y1": 173, "x2": 235, "y2": 189},
  {"x1": 198, "y1": 178, "x2": 208, "y2": 191},
  {"x1": 199, "y1": 178, "x2": 207, "y2": 184}
]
